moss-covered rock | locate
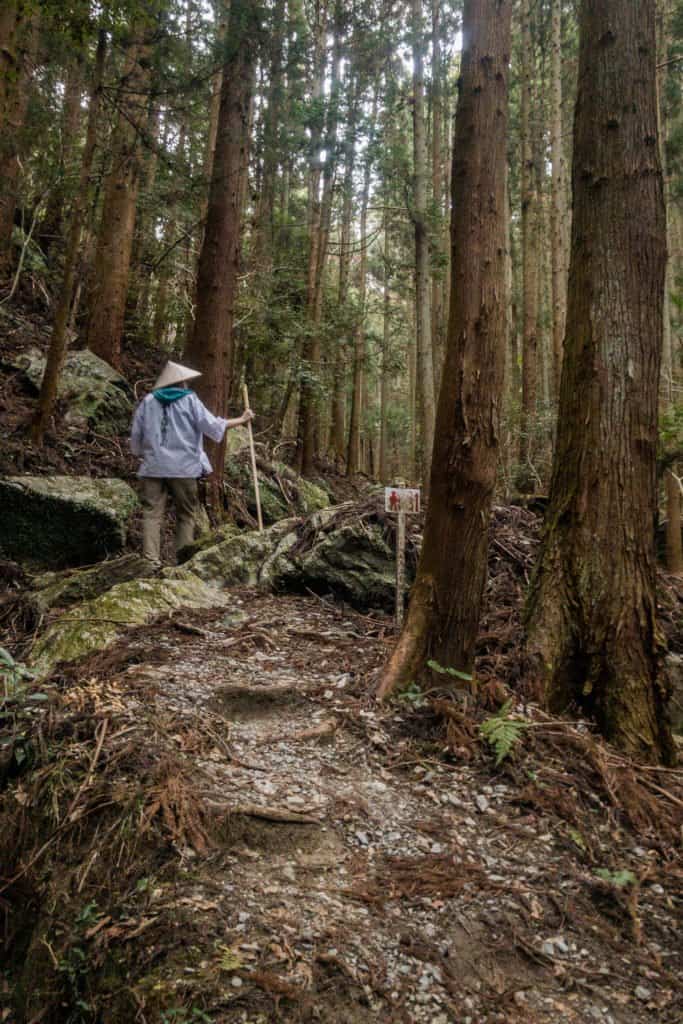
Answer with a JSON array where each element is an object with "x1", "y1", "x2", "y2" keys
[
  {"x1": 224, "y1": 454, "x2": 329, "y2": 525},
  {"x1": 29, "y1": 554, "x2": 157, "y2": 612},
  {"x1": 281, "y1": 520, "x2": 398, "y2": 609},
  {"x1": 180, "y1": 503, "x2": 411, "y2": 611},
  {"x1": 29, "y1": 573, "x2": 226, "y2": 677},
  {"x1": 0, "y1": 476, "x2": 138, "y2": 569},
  {"x1": 6, "y1": 346, "x2": 133, "y2": 434},
  {"x1": 179, "y1": 518, "x2": 299, "y2": 588}
]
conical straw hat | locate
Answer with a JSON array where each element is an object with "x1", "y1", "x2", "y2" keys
[{"x1": 154, "y1": 360, "x2": 202, "y2": 389}]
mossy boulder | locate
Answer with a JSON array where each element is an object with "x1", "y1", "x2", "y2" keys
[
  {"x1": 181, "y1": 503, "x2": 412, "y2": 611},
  {"x1": 6, "y1": 346, "x2": 133, "y2": 434},
  {"x1": 282, "y1": 519, "x2": 398, "y2": 609},
  {"x1": 224, "y1": 454, "x2": 329, "y2": 525},
  {"x1": 0, "y1": 476, "x2": 138, "y2": 569},
  {"x1": 179, "y1": 518, "x2": 300, "y2": 588},
  {"x1": 29, "y1": 554, "x2": 156, "y2": 612},
  {"x1": 29, "y1": 572, "x2": 226, "y2": 677}
]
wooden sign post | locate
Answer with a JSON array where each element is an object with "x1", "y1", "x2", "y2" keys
[{"x1": 385, "y1": 487, "x2": 421, "y2": 627}]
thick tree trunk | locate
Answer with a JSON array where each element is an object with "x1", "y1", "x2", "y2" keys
[
  {"x1": 526, "y1": 0, "x2": 673, "y2": 763},
  {"x1": 518, "y1": 0, "x2": 538, "y2": 489},
  {"x1": 549, "y1": 0, "x2": 567, "y2": 398},
  {"x1": 0, "y1": 0, "x2": 38, "y2": 275},
  {"x1": 378, "y1": 0, "x2": 511, "y2": 697},
  {"x1": 411, "y1": 0, "x2": 436, "y2": 488},
  {"x1": 85, "y1": 24, "x2": 153, "y2": 369},
  {"x1": 186, "y1": 0, "x2": 260, "y2": 514},
  {"x1": 430, "y1": 0, "x2": 446, "y2": 394},
  {"x1": 31, "y1": 32, "x2": 107, "y2": 445}
]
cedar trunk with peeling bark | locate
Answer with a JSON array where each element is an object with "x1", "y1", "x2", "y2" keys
[
  {"x1": 526, "y1": 0, "x2": 674, "y2": 763},
  {"x1": 186, "y1": 0, "x2": 259, "y2": 514},
  {"x1": 85, "y1": 26, "x2": 152, "y2": 369},
  {"x1": 378, "y1": 0, "x2": 511, "y2": 697}
]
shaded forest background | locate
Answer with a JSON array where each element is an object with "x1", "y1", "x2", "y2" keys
[{"x1": 1, "y1": 0, "x2": 680, "y2": 527}]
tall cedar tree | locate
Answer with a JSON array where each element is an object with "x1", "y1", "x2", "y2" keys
[
  {"x1": 185, "y1": 0, "x2": 261, "y2": 512},
  {"x1": 378, "y1": 0, "x2": 512, "y2": 697},
  {"x1": 85, "y1": 19, "x2": 153, "y2": 369},
  {"x1": 32, "y1": 31, "x2": 107, "y2": 444},
  {"x1": 525, "y1": 0, "x2": 674, "y2": 763}
]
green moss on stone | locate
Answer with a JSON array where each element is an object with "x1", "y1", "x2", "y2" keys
[
  {"x1": 29, "y1": 574, "x2": 226, "y2": 677},
  {"x1": 0, "y1": 476, "x2": 138, "y2": 569}
]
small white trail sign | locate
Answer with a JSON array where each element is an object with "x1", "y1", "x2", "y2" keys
[
  {"x1": 385, "y1": 487, "x2": 421, "y2": 627},
  {"x1": 384, "y1": 487, "x2": 421, "y2": 514}
]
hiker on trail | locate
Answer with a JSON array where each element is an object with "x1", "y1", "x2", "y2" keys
[{"x1": 130, "y1": 360, "x2": 253, "y2": 564}]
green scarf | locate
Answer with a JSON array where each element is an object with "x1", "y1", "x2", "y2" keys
[{"x1": 153, "y1": 387, "x2": 191, "y2": 405}]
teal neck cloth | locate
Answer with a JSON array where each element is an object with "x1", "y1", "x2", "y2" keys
[{"x1": 153, "y1": 386, "x2": 191, "y2": 405}]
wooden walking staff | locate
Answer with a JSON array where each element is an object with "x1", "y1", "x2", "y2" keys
[{"x1": 242, "y1": 383, "x2": 263, "y2": 533}]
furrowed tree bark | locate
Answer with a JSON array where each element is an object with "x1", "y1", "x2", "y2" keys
[
  {"x1": 378, "y1": 0, "x2": 511, "y2": 698},
  {"x1": 31, "y1": 31, "x2": 107, "y2": 446},
  {"x1": 549, "y1": 0, "x2": 567, "y2": 398},
  {"x1": 411, "y1": 0, "x2": 436, "y2": 489},
  {"x1": 525, "y1": 0, "x2": 674, "y2": 763},
  {"x1": 85, "y1": 21, "x2": 153, "y2": 369},
  {"x1": 0, "y1": 0, "x2": 38, "y2": 276},
  {"x1": 430, "y1": 0, "x2": 446, "y2": 394},
  {"x1": 185, "y1": 0, "x2": 260, "y2": 515},
  {"x1": 518, "y1": 0, "x2": 538, "y2": 489}
]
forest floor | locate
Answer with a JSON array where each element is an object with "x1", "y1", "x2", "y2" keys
[
  {"x1": 2, "y1": 577, "x2": 682, "y2": 1024},
  {"x1": 1, "y1": 299, "x2": 682, "y2": 1023}
]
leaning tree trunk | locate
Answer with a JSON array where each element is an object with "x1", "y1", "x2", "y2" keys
[
  {"x1": 185, "y1": 0, "x2": 260, "y2": 515},
  {"x1": 85, "y1": 22, "x2": 152, "y2": 369},
  {"x1": 378, "y1": 0, "x2": 511, "y2": 697},
  {"x1": 525, "y1": 0, "x2": 674, "y2": 764},
  {"x1": 31, "y1": 31, "x2": 107, "y2": 445}
]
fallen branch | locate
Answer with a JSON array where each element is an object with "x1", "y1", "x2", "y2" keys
[
  {"x1": 208, "y1": 801, "x2": 321, "y2": 825},
  {"x1": 255, "y1": 717, "x2": 338, "y2": 748}
]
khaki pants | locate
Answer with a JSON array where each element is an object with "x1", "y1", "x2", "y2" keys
[{"x1": 140, "y1": 478, "x2": 199, "y2": 562}]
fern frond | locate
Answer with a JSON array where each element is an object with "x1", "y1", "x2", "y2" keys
[{"x1": 480, "y1": 702, "x2": 527, "y2": 765}]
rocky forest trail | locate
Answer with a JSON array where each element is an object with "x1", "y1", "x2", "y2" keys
[{"x1": 3, "y1": 586, "x2": 680, "y2": 1024}]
